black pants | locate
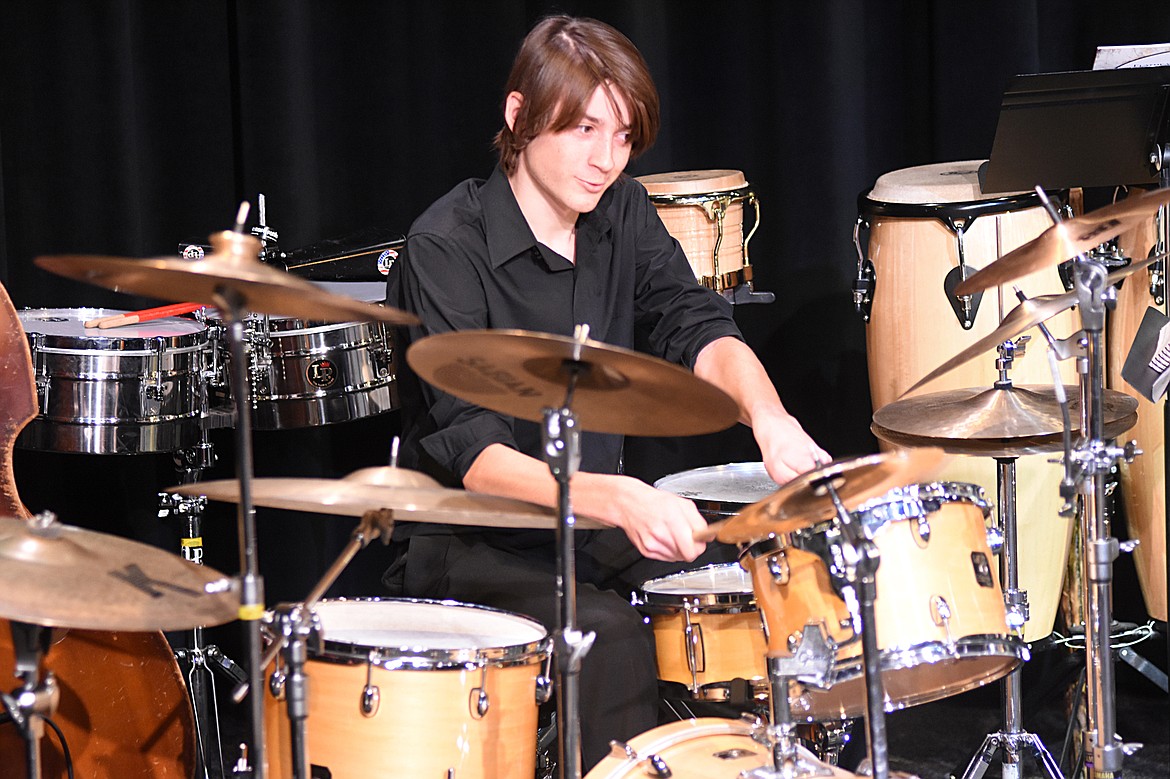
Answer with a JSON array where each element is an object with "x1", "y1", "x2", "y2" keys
[{"x1": 387, "y1": 527, "x2": 737, "y2": 772}]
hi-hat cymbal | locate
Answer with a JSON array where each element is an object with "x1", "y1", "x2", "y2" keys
[
  {"x1": 905, "y1": 252, "x2": 1165, "y2": 397},
  {"x1": 873, "y1": 384, "x2": 1139, "y2": 457},
  {"x1": 0, "y1": 514, "x2": 238, "y2": 631},
  {"x1": 35, "y1": 230, "x2": 418, "y2": 325},
  {"x1": 170, "y1": 478, "x2": 606, "y2": 531},
  {"x1": 700, "y1": 447, "x2": 949, "y2": 544},
  {"x1": 406, "y1": 329, "x2": 740, "y2": 436},
  {"x1": 955, "y1": 187, "x2": 1170, "y2": 296}
]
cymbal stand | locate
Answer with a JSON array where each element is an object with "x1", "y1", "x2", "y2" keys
[
  {"x1": 211, "y1": 218, "x2": 270, "y2": 778},
  {"x1": 162, "y1": 433, "x2": 247, "y2": 779},
  {"x1": 253, "y1": 509, "x2": 395, "y2": 779},
  {"x1": 544, "y1": 324, "x2": 594, "y2": 779},
  {"x1": 1049, "y1": 196, "x2": 1143, "y2": 778},
  {"x1": 3, "y1": 620, "x2": 58, "y2": 779},
  {"x1": 955, "y1": 341, "x2": 1063, "y2": 779}
]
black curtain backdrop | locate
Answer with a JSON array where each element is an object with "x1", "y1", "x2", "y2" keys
[{"x1": 3, "y1": 1, "x2": 1170, "y2": 607}]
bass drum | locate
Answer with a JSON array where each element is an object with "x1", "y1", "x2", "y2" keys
[
  {"x1": 0, "y1": 623, "x2": 195, "y2": 778},
  {"x1": 1106, "y1": 188, "x2": 1167, "y2": 621},
  {"x1": 856, "y1": 160, "x2": 1079, "y2": 642}
]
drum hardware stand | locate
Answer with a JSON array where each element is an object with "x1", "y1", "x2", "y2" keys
[
  {"x1": 2, "y1": 620, "x2": 59, "y2": 779},
  {"x1": 238, "y1": 508, "x2": 396, "y2": 779},
  {"x1": 162, "y1": 435, "x2": 247, "y2": 779},
  {"x1": 741, "y1": 627, "x2": 837, "y2": 779},
  {"x1": 953, "y1": 340, "x2": 1063, "y2": 779},
  {"x1": 532, "y1": 323, "x2": 596, "y2": 779}
]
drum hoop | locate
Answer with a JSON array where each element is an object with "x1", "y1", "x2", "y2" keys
[
  {"x1": 852, "y1": 481, "x2": 992, "y2": 522},
  {"x1": 858, "y1": 189, "x2": 1050, "y2": 223},
  {"x1": 25, "y1": 327, "x2": 209, "y2": 353},
  {"x1": 303, "y1": 597, "x2": 551, "y2": 670},
  {"x1": 646, "y1": 186, "x2": 754, "y2": 208}
]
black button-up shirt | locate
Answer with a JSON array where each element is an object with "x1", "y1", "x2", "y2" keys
[{"x1": 387, "y1": 165, "x2": 743, "y2": 485}]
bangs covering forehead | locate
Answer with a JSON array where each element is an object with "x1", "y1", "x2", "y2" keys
[{"x1": 494, "y1": 16, "x2": 660, "y2": 174}]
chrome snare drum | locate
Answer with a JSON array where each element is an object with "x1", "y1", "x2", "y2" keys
[
  {"x1": 264, "y1": 598, "x2": 551, "y2": 779},
  {"x1": 210, "y1": 314, "x2": 396, "y2": 429},
  {"x1": 17, "y1": 308, "x2": 209, "y2": 454}
]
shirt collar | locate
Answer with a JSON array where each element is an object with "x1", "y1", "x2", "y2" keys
[{"x1": 482, "y1": 165, "x2": 616, "y2": 270}]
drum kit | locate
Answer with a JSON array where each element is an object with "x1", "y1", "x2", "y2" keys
[{"x1": 0, "y1": 159, "x2": 1165, "y2": 779}]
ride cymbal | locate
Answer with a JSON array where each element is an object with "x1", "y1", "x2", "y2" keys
[
  {"x1": 0, "y1": 513, "x2": 238, "y2": 631},
  {"x1": 955, "y1": 188, "x2": 1170, "y2": 296},
  {"x1": 170, "y1": 478, "x2": 605, "y2": 531},
  {"x1": 406, "y1": 329, "x2": 740, "y2": 436},
  {"x1": 36, "y1": 230, "x2": 418, "y2": 325},
  {"x1": 700, "y1": 448, "x2": 949, "y2": 544},
  {"x1": 872, "y1": 384, "x2": 1139, "y2": 457}
]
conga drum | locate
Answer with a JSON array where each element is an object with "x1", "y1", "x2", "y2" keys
[
  {"x1": 856, "y1": 160, "x2": 1080, "y2": 642},
  {"x1": 637, "y1": 170, "x2": 759, "y2": 293},
  {"x1": 1107, "y1": 189, "x2": 1167, "y2": 622}
]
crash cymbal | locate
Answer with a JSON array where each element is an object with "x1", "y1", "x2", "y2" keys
[
  {"x1": 905, "y1": 253, "x2": 1167, "y2": 397},
  {"x1": 955, "y1": 188, "x2": 1170, "y2": 295},
  {"x1": 407, "y1": 329, "x2": 739, "y2": 436},
  {"x1": 170, "y1": 478, "x2": 606, "y2": 531},
  {"x1": 35, "y1": 229, "x2": 418, "y2": 325},
  {"x1": 700, "y1": 447, "x2": 949, "y2": 544},
  {"x1": 0, "y1": 513, "x2": 238, "y2": 631},
  {"x1": 872, "y1": 384, "x2": 1139, "y2": 457}
]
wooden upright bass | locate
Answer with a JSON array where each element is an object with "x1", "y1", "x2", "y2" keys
[{"x1": 0, "y1": 282, "x2": 196, "y2": 777}]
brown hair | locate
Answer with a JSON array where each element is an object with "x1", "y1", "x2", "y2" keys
[{"x1": 493, "y1": 16, "x2": 660, "y2": 175}]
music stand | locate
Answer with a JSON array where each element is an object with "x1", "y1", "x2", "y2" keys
[{"x1": 979, "y1": 65, "x2": 1170, "y2": 779}]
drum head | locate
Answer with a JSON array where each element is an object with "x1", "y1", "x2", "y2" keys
[
  {"x1": 19, "y1": 308, "x2": 206, "y2": 349},
  {"x1": 637, "y1": 169, "x2": 747, "y2": 196},
  {"x1": 642, "y1": 563, "x2": 753, "y2": 597},
  {"x1": 867, "y1": 160, "x2": 1029, "y2": 204},
  {"x1": 655, "y1": 462, "x2": 778, "y2": 519},
  {"x1": 311, "y1": 598, "x2": 547, "y2": 654}
]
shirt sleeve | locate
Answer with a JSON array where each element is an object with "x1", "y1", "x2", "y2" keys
[
  {"x1": 626, "y1": 180, "x2": 745, "y2": 368},
  {"x1": 398, "y1": 230, "x2": 519, "y2": 481}
]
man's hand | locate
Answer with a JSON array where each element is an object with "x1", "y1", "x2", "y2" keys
[
  {"x1": 752, "y1": 407, "x2": 831, "y2": 485},
  {"x1": 576, "y1": 473, "x2": 708, "y2": 562}
]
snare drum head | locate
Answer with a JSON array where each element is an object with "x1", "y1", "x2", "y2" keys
[
  {"x1": 655, "y1": 462, "x2": 777, "y2": 503},
  {"x1": 641, "y1": 563, "x2": 753, "y2": 599},
  {"x1": 19, "y1": 308, "x2": 206, "y2": 348},
  {"x1": 312, "y1": 598, "x2": 546, "y2": 651},
  {"x1": 637, "y1": 169, "x2": 747, "y2": 196},
  {"x1": 867, "y1": 160, "x2": 1027, "y2": 204}
]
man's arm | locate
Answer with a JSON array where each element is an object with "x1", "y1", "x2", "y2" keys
[
  {"x1": 694, "y1": 335, "x2": 829, "y2": 484},
  {"x1": 463, "y1": 443, "x2": 709, "y2": 562}
]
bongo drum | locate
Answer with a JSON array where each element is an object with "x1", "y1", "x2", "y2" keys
[
  {"x1": 856, "y1": 160, "x2": 1079, "y2": 642},
  {"x1": 637, "y1": 170, "x2": 759, "y2": 292},
  {"x1": 1107, "y1": 189, "x2": 1167, "y2": 621}
]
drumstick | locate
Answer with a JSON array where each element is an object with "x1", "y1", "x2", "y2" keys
[{"x1": 84, "y1": 302, "x2": 203, "y2": 329}]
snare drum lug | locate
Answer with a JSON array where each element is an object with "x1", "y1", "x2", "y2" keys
[
  {"x1": 360, "y1": 682, "x2": 380, "y2": 717},
  {"x1": 913, "y1": 516, "x2": 931, "y2": 546},
  {"x1": 267, "y1": 666, "x2": 286, "y2": 700},
  {"x1": 929, "y1": 595, "x2": 954, "y2": 643},
  {"x1": 608, "y1": 739, "x2": 637, "y2": 760},
  {"x1": 985, "y1": 526, "x2": 1005, "y2": 555},
  {"x1": 535, "y1": 673, "x2": 553, "y2": 705},
  {"x1": 767, "y1": 551, "x2": 790, "y2": 585},
  {"x1": 645, "y1": 753, "x2": 672, "y2": 777},
  {"x1": 469, "y1": 687, "x2": 490, "y2": 719}
]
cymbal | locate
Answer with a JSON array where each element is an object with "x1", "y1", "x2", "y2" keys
[
  {"x1": 955, "y1": 188, "x2": 1170, "y2": 296},
  {"x1": 872, "y1": 384, "x2": 1139, "y2": 457},
  {"x1": 35, "y1": 230, "x2": 418, "y2": 325},
  {"x1": 904, "y1": 252, "x2": 1165, "y2": 397},
  {"x1": 700, "y1": 447, "x2": 949, "y2": 544},
  {"x1": 0, "y1": 514, "x2": 238, "y2": 631},
  {"x1": 170, "y1": 478, "x2": 606, "y2": 531},
  {"x1": 341, "y1": 466, "x2": 442, "y2": 489},
  {"x1": 406, "y1": 329, "x2": 740, "y2": 436}
]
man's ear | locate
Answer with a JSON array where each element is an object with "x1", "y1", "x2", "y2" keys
[{"x1": 504, "y1": 91, "x2": 524, "y2": 131}]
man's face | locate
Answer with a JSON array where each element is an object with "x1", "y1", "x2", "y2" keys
[{"x1": 512, "y1": 84, "x2": 634, "y2": 222}]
